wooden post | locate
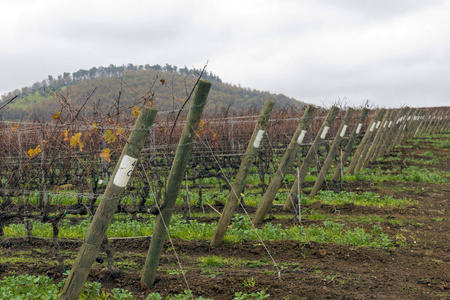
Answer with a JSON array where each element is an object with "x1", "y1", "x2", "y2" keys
[
  {"x1": 427, "y1": 111, "x2": 439, "y2": 135},
  {"x1": 365, "y1": 109, "x2": 394, "y2": 164},
  {"x1": 39, "y1": 125, "x2": 48, "y2": 209},
  {"x1": 414, "y1": 111, "x2": 428, "y2": 137},
  {"x1": 331, "y1": 107, "x2": 369, "y2": 181},
  {"x1": 251, "y1": 105, "x2": 318, "y2": 224},
  {"x1": 210, "y1": 100, "x2": 274, "y2": 247},
  {"x1": 402, "y1": 109, "x2": 419, "y2": 142},
  {"x1": 409, "y1": 110, "x2": 424, "y2": 139},
  {"x1": 421, "y1": 110, "x2": 437, "y2": 135},
  {"x1": 309, "y1": 107, "x2": 354, "y2": 197},
  {"x1": 437, "y1": 112, "x2": 449, "y2": 132},
  {"x1": 346, "y1": 109, "x2": 383, "y2": 174},
  {"x1": 379, "y1": 107, "x2": 410, "y2": 157},
  {"x1": 370, "y1": 108, "x2": 402, "y2": 161},
  {"x1": 60, "y1": 106, "x2": 158, "y2": 300},
  {"x1": 403, "y1": 109, "x2": 421, "y2": 141},
  {"x1": 421, "y1": 111, "x2": 434, "y2": 134},
  {"x1": 353, "y1": 109, "x2": 386, "y2": 173},
  {"x1": 430, "y1": 111, "x2": 446, "y2": 135},
  {"x1": 140, "y1": 80, "x2": 211, "y2": 289},
  {"x1": 393, "y1": 108, "x2": 415, "y2": 146},
  {"x1": 283, "y1": 106, "x2": 340, "y2": 212}
]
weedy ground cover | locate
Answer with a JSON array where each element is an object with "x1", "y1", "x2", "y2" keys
[
  {"x1": 0, "y1": 132, "x2": 448, "y2": 299},
  {"x1": 0, "y1": 274, "x2": 271, "y2": 300},
  {"x1": 3, "y1": 213, "x2": 393, "y2": 248}
]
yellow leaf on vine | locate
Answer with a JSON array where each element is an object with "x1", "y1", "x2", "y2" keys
[
  {"x1": 63, "y1": 130, "x2": 69, "y2": 141},
  {"x1": 70, "y1": 133, "x2": 85, "y2": 151},
  {"x1": 132, "y1": 106, "x2": 140, "y2": 117},
  {"x1": 92, "y1": 122, "x2": 99, "y2": 132},
  {"x1": 100, "y1": 148, "x2": 111, "y2": 162},
  {"x1": 104, "y1": 130, "x2": 116, "y2": 144},
  {"x1": 11, "y1": 124, "x2": 19, "y2": 132},
  {"x1": 52, "y1": 111, "x2": 61, "y2": 120},
  {"x1": 28, "y1": 145, "x2": 42, "y2": 158},
  {"x1": 70, "y1": 133, "x2": 81, "y2": 147}
]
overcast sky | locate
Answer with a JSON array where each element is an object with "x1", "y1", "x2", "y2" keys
[{"x1": 1, "y1": 0, "x2": 449, "y2": 108}]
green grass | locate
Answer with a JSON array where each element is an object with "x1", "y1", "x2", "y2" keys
[
  {"x1": 307, "y1": 190, "x2": 417, "y2": 208},
  {"x1": 0, "y1": 274, "x2": 270, "y2": 299},
  {"x1": 9, "y1": 92, "x2": 51, "y2": 109},
  {"x1": 2, "y1": 213, "x2": 394, "y2": 248},
  {"x1": 344, "y1": 166, "x2": 449, "y2": 184},
  {"x1": 198, "y1": 255, "x2": 235, "y2": 268}
]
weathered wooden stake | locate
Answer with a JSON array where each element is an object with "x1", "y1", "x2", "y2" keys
[
  {"x1": 60, "y1": 106, "x2": 158, "y2": 300},
  {"x1": 364, "y1": 109, "x2": 394, "y2": 164},
  {"x1": 393, "y1": 108, "x2": 415, "y2": 146},
  {"x1": 331, "y1": 108, "x2": 369, "y2": 181},
  {"x1": 140, "y1": 80, "x2": 211, "y2": 289},
  {"x1": 403, "y1": 109, "x2": 421, "y2": 142},
  {"x1": 252, "y1": 104, "x2": 318, "y2": 224},
  {"x1": 346, "y1": 109, "x2": 384, "y2": 174},
  {"x1": 370, "y1": 108, "x2": 402, "y2": 162},
  {"x1": 39, "y1": 125, "x2": 48, "y2": 209},
  {"x1": 437, "y1": 112, "x2": 449, "y2": 132},
  {"x1": 309, "y1": 107, "x2": 354, "y2": 197},
  {"x1": 353, "y1": 109, "x2": 387, "y2": 173},
  {"x1": 378, "y1": 107, "x2": 410, "y2": 158},
  {"x1": 430, "y1": 111, "x2": 444, "y2": 134},
  {"x1": 421, "y1": 110, "x2": 437, "y2": 135},
  {"x1": 211, "y1": 99, "x2": 274, "y2": 247},
  {"x1": 283, "y1": 106, "x2": 340, "y2": 212},
  {"x1": 414, "y1": 111, "x2": 428, "y2": 137}
]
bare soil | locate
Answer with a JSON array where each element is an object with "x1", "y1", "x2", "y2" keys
[{"x1": 0, "y1": 135, "x2": 449, "y2": 299}]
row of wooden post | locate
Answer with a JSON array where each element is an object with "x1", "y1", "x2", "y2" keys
[
  {"x1": 60, "y1": 80, "x2": 212, "y2": 299},
  {"x1": 213, "y1": 104, "x2": 449, "y2": 245},
  {"x1": 60, "y1": 78, "x2": 448, "y2": 299}
]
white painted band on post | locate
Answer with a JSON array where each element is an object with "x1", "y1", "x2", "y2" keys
[
  {"x1": 253, "y1": 130, "x2": 265, "y2": 148},
  {"x1": 407, "y1": 116, "x2": 411, "y2": 121},
  {"x1": 340, "y1": 124, "x2": 348, "y2": 137},
  {"x1": 356, "y1": 123, "x2": 363, "y2": 134},
  {"x1": 370, "y1": 123, "x2": 376, "y2": 132},
  {"x1": 113, "y1": 155, "x2": 138, "y2": 187},
  {"x1": 383, "y1": 121, "x2": 388, "y2": 128},
  {"x1": 297, "y1": 130, "x2": 307, "y2": 145},
  {"x1": 388, "y1": 121, "x2": 393, "y2": 127},
  {"x1": 320, "y1": 126, "x2": 330, "y2": 139},
  {"x1": 376, "y1": 121, "x2": 381, "y2": 129}
]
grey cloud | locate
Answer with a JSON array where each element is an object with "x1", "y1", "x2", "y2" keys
[
  {"x1": 1, "y1": 0, "x2": 450, "y2": 109},
  {"x1": 319, "y1": 0, "x2": 444, "y2": 18}
]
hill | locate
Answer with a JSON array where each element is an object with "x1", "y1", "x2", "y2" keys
[{"x1": 0, "y1": 64, "x2": 305, "y2": 120}]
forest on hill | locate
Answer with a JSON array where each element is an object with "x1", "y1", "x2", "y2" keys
[{"x1": 1, "y1": 63, "x2": 305, "y2": 120}]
